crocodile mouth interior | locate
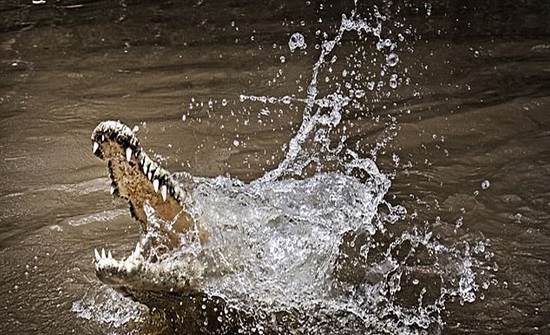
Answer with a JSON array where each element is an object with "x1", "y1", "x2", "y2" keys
[{"x1": 90, "y1": 120, "x2": 205, "y2": 293}]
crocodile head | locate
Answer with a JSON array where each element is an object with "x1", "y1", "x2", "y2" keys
[{"x1": 90, "y1": 120, "x2": 206, "y2": 296}]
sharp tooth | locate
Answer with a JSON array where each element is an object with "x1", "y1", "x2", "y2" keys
[
  {"x1": 153, "y1": 179, "x2": 159, "y2": 193},
  {"x1": 108, "y1": 251, "x2": 113, "y2": 259},
  {"x1": 101, "y1": 248, "x2": 106, "y2": 259},
  {"x1": 143, "y1": 160, "x2": 149, "y2": 174},
  {"x1": 94, "y1": 249, "x2": 101, "y2": 262},
  {"x1": 92, "y1": 142, "x2": 99, "y2": 154},
  {"x1": 161, "y1": 184, "x2": 167, "y2": 201},
  {"x1": 147, "y1": 171, "x2": 152, "y2": 180},
  {"x1": 101, "y1": 134, "x2": 105, "y2": 142},
  {"x1": 110, "y1": 186, "x2": 115, "y2": 195},
  {"x1": 144, "y1": 157, "x2": 152, "y2": 174},
  {"x1": 153, "y1": 169, "x2": 161, "y2": 180},
  {"x1": 126, "y1": 147, "x2": 132, "y2": 162},
  {"x1": 134, "y1": 242, "x2": 141, "y2": 256}
]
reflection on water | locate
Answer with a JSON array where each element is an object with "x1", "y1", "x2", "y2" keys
[{"x1": 1, "y1": 0, "x2": 550, "y2": 334}]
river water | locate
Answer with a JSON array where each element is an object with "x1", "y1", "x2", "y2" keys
[{"x1": 1, "y1": 1, "x2": 549, "y2": 334}]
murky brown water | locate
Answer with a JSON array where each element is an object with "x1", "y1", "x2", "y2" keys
[{"x1": 1, "y1": 1, "x2": 550, "y2": 334}]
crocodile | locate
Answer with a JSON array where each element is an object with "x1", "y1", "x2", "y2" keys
[{"x1": 90, "y1": 121, "x2": 211, "y2": 296}]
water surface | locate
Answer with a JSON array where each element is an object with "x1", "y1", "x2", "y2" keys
[{"x1": 1, "y1": 1, "x2": 549, "y2": 334}]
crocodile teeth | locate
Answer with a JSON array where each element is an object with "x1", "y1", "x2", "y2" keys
[
  {"x1": 110, "y1": 186, "x2": 115, "y2": 195},
  {"x1": 125, "y1": 147, "x2": 132, "y2": 162},
  {"x1": 161, "y1": 184, "x2": 167, "y2": 202},
  {"x1": 108, "y1": 250, "x2": 113, "y2": 259},
  {"x1": 101, "y1": 248, "x2": 106, "y2": 259},
  {"x1": 152, "y1": 167, "x2": 161, "y2": 179},
  {"x1": 153, "y1": 179, "x2": 159, "y2": 193},
  {"x1": 147, "y1": 171, "x2": 152, "y2": 181},
  {"x1": 92, "y1": 142, "x2": 99, "y2": 154},
  {"x1": 94, "y1": 249, "x2": 101, "y2": 262},
  {"x1": 144, "y1": 157, "x2": 153, "y2": 175}
]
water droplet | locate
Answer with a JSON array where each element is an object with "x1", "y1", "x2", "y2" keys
[
  {"x1": 288, "y1": 32, "x2": 307, "y2": 52},
  {"x1": 481, "y1": 180, "x2": 490, "y2": 190},
  {"x1": 392, "y1": 153, "x2": 400, "y2": 166},
  {"x1": 455, "y1": 217, "x2": 464, "y2": 230},
  {"x1": 386, "y1": 53, "x2": 399, "y2": 67},
  {"x1": 389, "y1": 74, "x2": 398, "y2": 89}
]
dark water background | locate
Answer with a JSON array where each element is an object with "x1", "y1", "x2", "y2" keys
[{"x1": 1, "y1": 0, "x2": 550, "y2": 334}]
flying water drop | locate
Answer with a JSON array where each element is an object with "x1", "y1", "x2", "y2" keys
[
  {"x1": 386, "y1": 53, "x2": 399, "y2": 67},
  {"x1": 389, "y1": 74, "x2": 399, "y2": 89},
  {"x1": 288, "y1": 32, "x2": 307, "y2": 52}
]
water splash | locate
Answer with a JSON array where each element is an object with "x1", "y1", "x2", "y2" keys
[
  {"x1": 72, "y1": 286, "x2": 145, "y2": 330},
  {"x1": 165, "y1": 165, "x2": 492, "y2": 333},
  {"x1": 191, "y1": 4, "x2": 493, "y2": 331},
  {"x1": 241, "y1": 6, "x2": 408, "y2": 182}
]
